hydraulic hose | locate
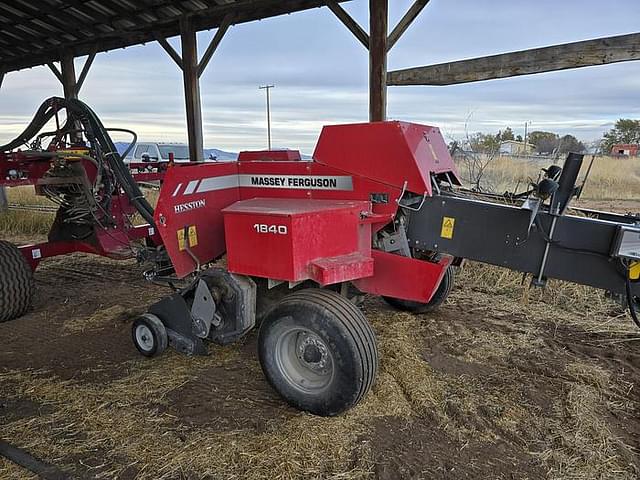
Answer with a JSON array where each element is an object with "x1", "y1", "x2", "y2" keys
[
  {"x1": 105, "y1": 127, "x2": 138, "y2": 160},
  {"x1": 65, "y1": 98, "x2": 156, "y2": 226},
  {"x1": 0, "y1": 98, "x2": 59, "y2": 152},
  {"x1": 0, "y1": 97, "x2": 156, "y2": 228}
]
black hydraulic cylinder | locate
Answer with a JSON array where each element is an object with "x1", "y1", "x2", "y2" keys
[{"x1": 550, "y1": 152, "x2": 583, "y2": 215}]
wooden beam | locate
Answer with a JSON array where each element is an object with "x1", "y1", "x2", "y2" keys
[
  {"x1": 156, "y1": 35, "x2": 184, "y2": 70},
  {"x1": 47, "y1": 62, "x2": 63, "y2": 84},
  {"x1": 388, "y1": 32, "x2": 640, "y2": 86},
  {"x1": 76, "y1": 51, "x2": 96, "y2": 94},
  {"x1": 198, "y1": 13, "x2": 233, "y2": 77},
  {"x1": 369, "y1": 0, "x2": 387, "y2": 122},
  {"x1": 326, "y1": 0, "x2": 369, "y2": 50},
  {"x1": 60, "y1": 53, "x2": 77, "y2": 99},
  {"x1": 180, "y1": 18, "x2": 204, "y2": 162},
  {"x1": 387, "y1": 0, "x2": 429, "y2": 52}
]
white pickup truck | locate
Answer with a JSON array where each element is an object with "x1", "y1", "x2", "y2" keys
[{"x1": 125, "y1": 143, "x2": 193, "y2": 163}]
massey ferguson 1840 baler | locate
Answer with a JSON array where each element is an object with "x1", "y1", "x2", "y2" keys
[{"x1": 1, "y1": 98, "x2": 639, "y2": 416}]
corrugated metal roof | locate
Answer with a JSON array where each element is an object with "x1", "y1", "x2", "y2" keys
[{"x1": 0, "y1": 0, "x2": 348, "y2": 73}]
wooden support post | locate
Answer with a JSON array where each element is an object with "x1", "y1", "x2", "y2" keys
[
  {"x1": 180, "y1": 18, "x2": 204, "y2": 162},
  {"x1": 0, "y1": 187, "x2": 7, "y2": 213},
  {"x1": 157, "y1": 18, "x2": 231, "y2": 162},
  {"x1": 0, "y1": 72, "x2": 5, "y2": 212},
  {"x1": 369, "y1": 0, "x2": 388, "y2": 122},
  {"x1": 60, "y1": 53, "x2": 77, "y2": 99}
]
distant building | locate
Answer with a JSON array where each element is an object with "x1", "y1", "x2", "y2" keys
[
  {"x1": 611, "y1": 144, "x2": 639, "y2": 156},
  {"x1": 499, "y1": 140, "x2": 535, "y2": 155}
]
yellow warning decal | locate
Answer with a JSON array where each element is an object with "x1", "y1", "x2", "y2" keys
[
  {"x1": 177, "y1": 226, "x2": 199, "y2": 251},
  {"x1": 441, "y1": 217, "x2": 455, "y2": 239},
  {"x1": 630, "y1": 261, "x2": 640, "y2": 280},
  {"x1": 188, "y1": 225, "x2": 198, "y2": 248}
]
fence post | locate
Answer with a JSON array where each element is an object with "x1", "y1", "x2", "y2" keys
[{"x1": 0, "y1": 187, "x2": 8, "y2": 212}]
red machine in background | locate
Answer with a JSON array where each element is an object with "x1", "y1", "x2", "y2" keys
[
  {"x1": 0, "y1": 99, "x2": 162, "y2": 271},
  {"x1": 2, "y1": 98, "x2": 639, "y2": 417}
]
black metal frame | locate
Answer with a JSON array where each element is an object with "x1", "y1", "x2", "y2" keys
[{"x1": 408, "y1": 155, "x2": 640, "y2": 298}]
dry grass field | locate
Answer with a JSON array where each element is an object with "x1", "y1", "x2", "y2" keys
[
  {"x1": 464, "y1": 154, "x2": 640, "y2": 201},
  {"x1": 0, "y1": 157, "x2": 639, "y2": 479}
]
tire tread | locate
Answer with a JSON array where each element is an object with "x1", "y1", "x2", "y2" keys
[
  {"x1": 0, "y1": 241, "x2": 34, "y2": 322},
  {"x1": 277, "y1": 288, "x2": 378, "y2": 407}
]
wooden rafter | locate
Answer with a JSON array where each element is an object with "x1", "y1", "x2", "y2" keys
[
  {"x1": 76, "y1": 51, "x2": 97, "y2": 94},
  {"x1": 0, "y1": 1, "x2": 354, "y2": 73},
  {"x1": 325, "y1": 0, "x2": 369, "y2": 49},
  {"x1": 198, "y1": 13, "x2": 234, "y2": 77},
  {"x1": 156, "y1": 36, "x2": 184, "y2": 70},
  {"x1": 387, "y1": 0, "x2": 430, "y2": 51}
]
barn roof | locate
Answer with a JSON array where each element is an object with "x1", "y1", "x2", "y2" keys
[{"x1": 0, "y1": 0, "x2": 349, "y2": 73}]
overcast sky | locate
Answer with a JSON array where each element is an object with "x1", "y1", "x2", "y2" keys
[{"x1": 1, "y1": 0, "x2": 639, "y2": 152}]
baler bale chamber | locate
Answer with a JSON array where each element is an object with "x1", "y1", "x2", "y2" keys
[{"x1": 1, "y1": 98, "x2": 640, "y2": 416}]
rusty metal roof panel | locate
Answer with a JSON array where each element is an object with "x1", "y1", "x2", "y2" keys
[{"x1": 0, "y1": 0, "x2": 349, "y2": 73}]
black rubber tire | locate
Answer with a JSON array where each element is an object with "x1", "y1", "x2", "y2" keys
[
  {"x1": 132, "y1": 313, "x2": 168, "y2": 357},
  {"x1": 383, "y1": 266, "x2": 454, "y2": 314},
  {"x1": 0, "y1": 241, "x2": 35, "y2": 323},
  {"x1": 258, "y1": 288, "x2": 378, "y2": 416}
]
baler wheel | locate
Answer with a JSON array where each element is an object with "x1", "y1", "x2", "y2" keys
[
  {"x1": 132, "y1": 313, "x2": 168, "y2": 357},
  {"x1": 258, "y1": 288, "x2": 378, "y2": 416},
  {"x1": 383, "y1": 266, "x2": 454, "y2": 314},
  {"x1": 0, "y1": 241, "x2": 35, "y2": 323}
]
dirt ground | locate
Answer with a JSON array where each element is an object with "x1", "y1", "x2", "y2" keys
[{"x1": 1, "y1": 203, "x2": 640, "y2": 479}]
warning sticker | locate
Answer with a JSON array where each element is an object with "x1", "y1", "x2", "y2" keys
[
  {"x1": 177, "y1": 225, "x2": 199, "y2": 251},
  {"x1": 630, "y1": 261, "x2": 640, "y2": 280},
  {"x1": 441, "y1": 217, "x2": 455, "y2": 239},
  {"x1": 188, "y1": 225, "x2": 198, "y2": 248}
]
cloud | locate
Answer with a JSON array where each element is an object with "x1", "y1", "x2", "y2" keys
[{"x1": 1, "y1": 0, "x2": 639, "y2": 152}]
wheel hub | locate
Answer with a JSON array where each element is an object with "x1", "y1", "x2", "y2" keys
[
  {"x1": 297, "y1": 333, "x2": 331, "y2": 374},
  {"x1": 135, "y1": 324, "x2": 154, "y2": 351}
]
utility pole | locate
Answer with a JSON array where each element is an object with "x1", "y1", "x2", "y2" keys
[
  {"x1": 259, "y1": 85, "x2": 275, "y2": 150},
  {"x1": 524, "y1": 121, "x2": 531, "y2": 152}
]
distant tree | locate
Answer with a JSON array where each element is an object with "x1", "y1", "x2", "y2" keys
[
  {"x1": 515, "y1": 134, "x2": 523, "y2": 142},
  {"x1": 557, "y1": 134, "x2": 586, "y2": 154},
  {"x1": 602, "y1": 119, "x2": 640, "y2": 151},
  {"x1": 500, "y1": 127, "x2": 515, "y2": 141},
  {"x1": 529, "y1": 131, "x2": 559, "y2": 154},
  {"x1": 468, "y1": 132, "x2": 500, "y2": 154}
]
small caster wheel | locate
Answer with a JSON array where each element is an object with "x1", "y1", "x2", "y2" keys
[{"x1": 132, "y1": 313, "x2": 168, "y2": 357}]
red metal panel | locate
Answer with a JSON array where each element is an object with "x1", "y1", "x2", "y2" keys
[
  {"x1": 223, "y1": 198, "x2": 372, "y2": 284},
  {"x1": 237, "y1": 150, "x2": 302, "y2": 162},
  {"x1": 18, "y1": 224, "x2": 157, "y2": 271},
  {"x1": 154, "y1": 161, "x2": 240, "y2": 278},
  {"x1": 237, "y1": 161, "x2": 400, "y2": 232},
  {"x1": 353, "y1": 250, "x2": 452, "y2": 303},
  {"x1": 313, "y1": 121, "x2": 461, "y2": 196},
  {"x1": 310, "y1": 253, "x2": 373, "y2": 285}
]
